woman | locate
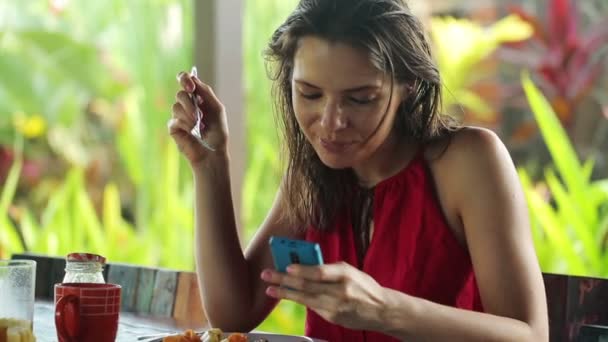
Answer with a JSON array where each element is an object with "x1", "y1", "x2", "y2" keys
[{"x1": 168, "y1": 0, "x2": 549, "y2": 340}]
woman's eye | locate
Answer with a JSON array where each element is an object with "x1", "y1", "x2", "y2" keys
[
  {"x1": 300, "y1": 92, "x2": 322, "y2": 100},
  {"x1": 349, "y1": 97, "x2": 375, "y2": 105}
]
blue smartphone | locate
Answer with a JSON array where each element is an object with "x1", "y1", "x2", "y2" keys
[{"x1": 269, "y1": 236, "x2": 324, "y2": 273}]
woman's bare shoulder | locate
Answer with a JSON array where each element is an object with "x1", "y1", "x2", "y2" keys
[
  {"x1": 423, "y1": 126, "x2": 515, "y2": 216},
  {"x1": 423, "y1": 126, "x2": 508, "y2": 169}
]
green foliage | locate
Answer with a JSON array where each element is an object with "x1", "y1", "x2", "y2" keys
[
  {"x1": 0, "y1": 29, "x2": 125, "y2": 163},
  {"x1": 0, "y1": 0, "x2": 306, "y2": 334},
  {"x1": 0, "y1": 0, "x2": 196, "y2": 270},
  {"x1": 0, "y1": 137, "x2": 195, "y2": 270},
  {"x1": 243, "y1": 0, "x2": 305, "y2": 335},
  {"x1": 505, "y1": 0, "x2": 608, "y2": 131},
  {"x1": 519, "y1": 73, "x2": 608, "y2": 277},
  {"x1": 242, "y1": 0, "x2": 296, "y2": 241},
  {"x1": 430, "y1": 14, "x2": 532, "y2": 120}
]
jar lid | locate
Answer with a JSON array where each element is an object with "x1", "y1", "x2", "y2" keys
[{"x1": 67, "y1": 253, "x2": 106, "y2": 265}]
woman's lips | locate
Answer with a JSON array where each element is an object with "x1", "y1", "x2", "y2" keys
[{"x1": 320, "y1": 138, "x2": 354, "y2": 153}]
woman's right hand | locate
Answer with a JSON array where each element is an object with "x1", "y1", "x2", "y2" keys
[{"x1": 169, "y1": 71, "x2": 229, "y2": 165}]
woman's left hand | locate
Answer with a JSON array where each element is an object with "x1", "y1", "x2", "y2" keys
[{"x1": 261, "y1": 262, "x2": 388, "y2": 331}]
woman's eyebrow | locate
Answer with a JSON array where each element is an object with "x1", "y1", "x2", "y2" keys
[{"x1": 294, "y1": 79, "x2": 381, "y2": 92}]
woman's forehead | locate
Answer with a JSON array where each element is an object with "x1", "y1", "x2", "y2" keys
[{"x1": 292, "y1": 36, "x2": 387, "y2": 89}]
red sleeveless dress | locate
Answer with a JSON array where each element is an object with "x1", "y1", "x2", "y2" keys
[{"x1": 305, "y1": 153, "x2": 483, "y2": 341}]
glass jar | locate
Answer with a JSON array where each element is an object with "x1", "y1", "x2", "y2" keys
[{"x1": 63, "y1": 253, "x2": 106, "y2": 283}]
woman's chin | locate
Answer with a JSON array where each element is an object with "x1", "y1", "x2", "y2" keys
[{"x1": 317, "y1": 153, "x2": 354, "y2": 170}]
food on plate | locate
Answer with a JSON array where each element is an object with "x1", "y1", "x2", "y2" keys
[
  {"x1": 162, "y1": 329, "x2": 201, "y2": 342},
  {"x1": 202, "y1": 330, "x2": 256, "y2": 342},
  {"x1": 223, "y1": 333, "x2": 247, "y2": 342},
  {"x1": 163, "y1": 329, "x2": 270, "y2": 342},
  {"x1": 201, "y1": 329, "x2": 222, "y2": 342}
]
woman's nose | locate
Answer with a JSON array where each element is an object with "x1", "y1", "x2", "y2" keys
[{"x1": 319, "y1": 99, "x2": 347, "y2": 132}]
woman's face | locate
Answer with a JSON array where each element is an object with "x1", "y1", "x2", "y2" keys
[{"x1": 292, "y1": 36, "x2": 407, "y2": 169}]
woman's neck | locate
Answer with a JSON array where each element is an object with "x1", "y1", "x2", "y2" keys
[{"x1": 353, "y1": 133, "x2": 419, "y2": 188}]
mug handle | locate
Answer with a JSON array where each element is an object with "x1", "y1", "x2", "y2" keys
[{"x1": 55, "y1": 294, "x2": 80, "y2": 342}]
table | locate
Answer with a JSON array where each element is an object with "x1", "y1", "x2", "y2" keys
[
  {"x1": 34, "y1": 301, "x2": 199, "y2": 342},
  {"x1": 33, "y1": 301, "x2": 326, "y2": 342}
]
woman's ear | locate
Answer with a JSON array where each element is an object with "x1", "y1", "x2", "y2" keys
[
  {"x1": 404, "y1": 82, "x2": 414, "y2": 94},
  {"x1": 400, "y1": 82, "x2": 414, "y2": 103}
]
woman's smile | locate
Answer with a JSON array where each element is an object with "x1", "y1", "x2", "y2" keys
[{"x1": 319, "y1": 138, "x2": 356, "y2": 154}]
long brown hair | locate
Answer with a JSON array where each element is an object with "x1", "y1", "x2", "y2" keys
[{"x1": 265, "y1": 0, "x2": 458, "y2": 236}]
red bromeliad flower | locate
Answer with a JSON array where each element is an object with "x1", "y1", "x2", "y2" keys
[
  {"x1": 500, "y1": 0, "x2": 608, "y2": 132},
  {"x1": 0, "y1": 146, "x2": 44, "y2": 189},
  {"x1": 0, "y1": 146, "x2": 14, "y2": 186}
]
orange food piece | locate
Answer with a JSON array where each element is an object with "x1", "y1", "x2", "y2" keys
[
  {"x1": 226, "y1": 333, "x2": 248, "y2": 342},
  {"x1": 162, "y1": 329, "x2": 201, "y2": 342},
  {"x1": 162, "y1": 335, "x2": 186, "y2": 342},
  {"x1": 184, "y1": 329, "x2": 201, "y2": 341}
]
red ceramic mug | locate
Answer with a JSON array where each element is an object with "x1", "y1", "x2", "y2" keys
[{"x1": 54, "y1": 283, "x2": 122, "y2": 342}]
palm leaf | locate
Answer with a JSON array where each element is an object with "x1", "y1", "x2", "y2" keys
[{"x1": 522, "y1": 72, "x2": 595, "y2": 227}]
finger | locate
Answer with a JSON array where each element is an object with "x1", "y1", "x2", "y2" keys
[
  {"x1": 266, "y1": 286, "x2": 336, "y2": 312},
  {"x1": 168, "y1": 118, "x2": 200, "y2": 156},
  {"x1": 260, "y1": 269, "x2": 282, "y2": 285},
  {"x1": 171, "y1": 101, "x2": 192, "y2": 121},
  {"x1": 167, "y1": 117, "x2": 192, "y2": 137},
  {"x1": 261, "y1": 269, "x2": 340, "y2": 294},
  {"x1": 191, "y1": 77, "x2": 224, "y2": 114},
  {"x1": 287, "y1": 262, "x2": 352, "y2": 282},
  {"x1": 176, "y1": 71, "x2": 196, "y2": 93},
  {"x1": 175, "y1": 91, "x2": 197, "y2": 120},
  {"x1": 282, "y1": 275, "x2": 344, "y2": 296}
]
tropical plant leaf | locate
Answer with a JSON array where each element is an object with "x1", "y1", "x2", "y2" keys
[
  {"x1": 19, "y1": 208, "x2": 40, "y2": 251},
  {"x1": 544, "y1": 168, "x2": 601, "y2": 270},
  {"x1": 507, "y1": 5, "x2": 547, "y2": 42},
  {"x1": 522, "y1": 72, "x2": 594, "y2": 224},
  {"x1": 455, "y1": 90, "x2": 495, "y2": 119},
  {"x1": 13, "y1": 30, "x2": 126, "y2": 98},
  {"x1": 431, "y1": 15, "x2": 532, "y2": 120},
  {"x1": 0, "y1": 158, "x2": 21, "y2": 218},
  {"x1": 519, "y1": 170, "x2": 554, "y2": 268},
  {"x1": 547, "y1": 0, "x2": 577, "y2": 49},
  {"x1": 0, "y1": 217, "x2": 24, "y2": 258},
  {"x1": 490, "y1": 14, "x2": 534, "y2": 43},
  {"x1": 524, "y1": 185, "x2": 587, "y2": 274}
]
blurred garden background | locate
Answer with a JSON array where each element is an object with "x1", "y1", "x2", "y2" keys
[{"x1": 1, "y1": 0, "x2": 607, "y2": 335}]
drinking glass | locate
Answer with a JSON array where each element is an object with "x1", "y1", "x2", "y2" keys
[{"x1": 0, "y1": 259, "x2": 36, "y2": 340}]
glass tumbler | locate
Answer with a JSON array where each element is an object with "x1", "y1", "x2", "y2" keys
[{"x1": 0, "y1": 259, "x2": 36, "y2": 339}]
